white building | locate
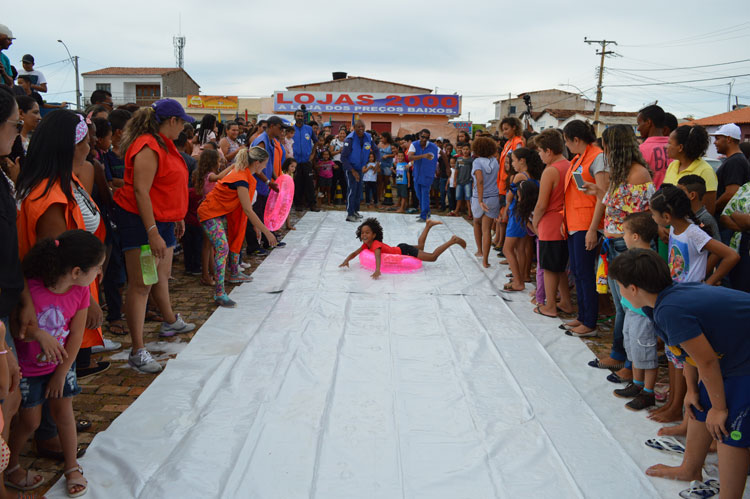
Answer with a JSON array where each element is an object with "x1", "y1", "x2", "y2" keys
[
  {"x1": 490, "y1": 89, "x2": 615, "y2": 130},
  {"x1": 530, "y1": 108, "x2": 639, "y2": 133},
  {"x1": 81, "y1": 67, "x2": 200, "y2": 107}
]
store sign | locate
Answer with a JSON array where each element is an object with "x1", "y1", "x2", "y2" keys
[
  {"x1": 187, "y1": 95, "x2": 239, "y2": 110},
  {"x1": 273, "y1": 91, "x2": 460, "y2": 115},
  {"x1": 451, "y1": 121, "x2": 472, "y2": 133}
]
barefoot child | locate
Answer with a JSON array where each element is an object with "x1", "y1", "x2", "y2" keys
[
  {"x1": 612, "y1": 212, "x2": 660, "y2": 411},
  {"x1": 470, "y1": 137, "x2": 501, "y2": 268},
  {"x1": 363, "y1": 152, "x2": 379, "y2": 209},
  {"x1": 610, "y1": 249, "x2": 750, "y2": 498},
  {"x1": 339, "y1": 218, "x2": 466, "y2": 279},
  {"x1": 8, "y1": 230, "x2": 105, "y2": 497}
]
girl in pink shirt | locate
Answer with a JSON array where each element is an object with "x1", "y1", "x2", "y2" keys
[{"x1": 7, "y1": 230, "x2": 105, "y2": 497}]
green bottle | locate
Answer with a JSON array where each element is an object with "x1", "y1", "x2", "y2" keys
[{"x1": 140, "y1": 244, "x2": 159, "y2": 285}]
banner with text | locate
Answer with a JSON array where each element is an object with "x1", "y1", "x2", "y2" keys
[
  {"x1": 187, "y1": 95, "x2": 239, "y2": 110},
  {"x1": 273, "y1": 91, "x2": 461, "y2": 115}
]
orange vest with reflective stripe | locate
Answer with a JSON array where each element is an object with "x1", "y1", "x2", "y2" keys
[
  {"x1": 498, "y1": 136, "x2": 524, "y2": 195},
  {"x1": 272, "y1": 139, "x2": 284, "y2": 178},
  {"x1": 563, "y1": 144, "x2": 604, "y2": 232}
]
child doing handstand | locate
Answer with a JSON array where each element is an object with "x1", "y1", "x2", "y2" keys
[{"x1": 339, "y1": 218, "x2": 466, "y2": 279}]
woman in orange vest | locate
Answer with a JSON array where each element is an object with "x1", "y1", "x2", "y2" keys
[
  {"x1": 113, "y1": 99, "x2": 196, "y2": 374},
  {"x1": 14, "y1": 110, "x2": 103, "y2": 479},
  {"x1": 198, "y1": 147, "x2": 277, "y2": 307},
  {"x1": 561, "y1": 120, "x2": 608, "y2": 336},
  {"x1": 495, "y1": 117, "x2": 525, "y2": 252}
]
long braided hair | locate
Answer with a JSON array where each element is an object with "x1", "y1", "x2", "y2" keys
[{"x1": 650, "y1": 184, "x2": 712, "y2": 237}]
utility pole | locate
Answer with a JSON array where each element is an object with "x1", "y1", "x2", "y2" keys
[
  {"x1": 728, "y1": 80, "x2": 735, "y2": 112},
  {"x1": 57, "y1": 40, "x2": 81, "y2": 110},
  {"x1": 584, "y1": 37, "x2": 617, "y2": 136}
]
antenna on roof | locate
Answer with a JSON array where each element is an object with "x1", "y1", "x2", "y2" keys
[{"x1": 173, "y1": 14, "x2": 186, "y2": 69}]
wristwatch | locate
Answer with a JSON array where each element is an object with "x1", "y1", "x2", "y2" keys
[{"x1": 266, "y1": 179, "x2": 271, "y2": 185}]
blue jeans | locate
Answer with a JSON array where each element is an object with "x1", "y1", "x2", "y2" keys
[
  {"x1": 606, "y1": 237, "x2": 630, "y2": 366},
  {"x1": 414, "y1": 182, "x2": 431, "y2": 220},
  {"x1": 364, "y1": 181, "x2": 378, "y2": 204},
  {"x1": 438, "y1": 177, "x2": 448, "y2": 210},
  {"x1": 567, "y1": 231, "x2": 599, "y2": 329},
  {"x1": 346, "y1": 170, "x2": 363, "y2": 216}
]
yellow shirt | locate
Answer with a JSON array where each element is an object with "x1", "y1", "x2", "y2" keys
[{"x1": 662, "y1": 158, "x2": 718, "y2": 191}]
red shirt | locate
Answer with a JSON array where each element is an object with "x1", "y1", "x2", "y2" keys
[
  {"x1": 361, "y1": 240, "x2": 401, "y2": 254},
  {"x1": 114, "y1": 133, "x2": 189, "y2": 222}
]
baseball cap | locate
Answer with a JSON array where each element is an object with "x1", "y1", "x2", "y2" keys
[
  {"x1": 436, "y1": 137, "x2": 444, "y2": 141},
  {"x1": 0, "y1": 24, "x2": 14, "y2": 39},
  {"x1": 709, "y1": 123, "x2": 741, "y2": 141},
  {"x1": 21, "y1": 54, "x2": 34, "y2": 64},
  {"x1": 151, "y1": 98, "x2": 195, "y2": 123}
]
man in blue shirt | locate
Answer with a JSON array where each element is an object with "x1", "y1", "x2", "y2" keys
[
  {"x1": 248, "y1": 116, "x2": 284, "y2": 254},
  {"x1": 408, "y1": 129, "x2": 440, "y2": 222},
  {"x1": 341, "y1": 120, "x2": 378, "y2": 222},
  {"x1": 0, "y1": 25, "x2": 15, "y2": 86},
  {"x1": 609, "y1": 249, "x2": 750, "y2": 496},
  {"x1": 292, "y1": 109, "x2": 319, "y2": 212}
]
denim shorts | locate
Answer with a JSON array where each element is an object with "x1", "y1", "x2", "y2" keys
[
  {"x1": 114, "y1": 204, "x2": 176, "y2": 252},
  {"x1": 397, "y1": 184, "x2": 408, "y2": 199},
  {"x1": 20, "y1": 365, "x2": 81, "y2": 409},
  {"x1": 456, "y1": 183, "x2": 472, "y2": 201},
  {"x1": 693, "y1": 375, "x2": 750, "y2": 448}
]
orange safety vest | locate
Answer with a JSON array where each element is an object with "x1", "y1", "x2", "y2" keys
[
  {"x1": 563, "y1": 143, "x2": 604, "y2": 232},
  {"x1": 498, "y1": 136, "x2": 524, "y2": 195},
  {"x1": 198, "y1": 168, "x2": 258, "y2": 254},
  {"x1": 17, "y1": 177, "x2": 104, "y2": 348},
  {"x1": 272, "y1": 138, "x2": 284, "y2": 178}
]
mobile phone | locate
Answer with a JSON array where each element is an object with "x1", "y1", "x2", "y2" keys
[{"x1": 573, "y1": 172, "x2": 585, "y2": 190}]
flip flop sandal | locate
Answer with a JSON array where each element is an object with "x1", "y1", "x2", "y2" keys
[
  {"x1": 588, "y1": 358, "x2": 625, "y2": 370},
  {"x1": 645, "y1": 436, "x2": 686, "y2": 455},
  {"x1": 76, "y1": 419, "x2": 92, "y2": 432},
  {"x1": 607, "y1": 372, "x2": 632, "y2": 384},
  {"x1": 145, "y1": 310, "x2": 164, "y2": 322},
  {"x1": 4, "y1": 465, "x2": 45, "y2": 491},
  {"x1": 64, "y1": 466, "x2": 88, "y2": 498},
  {"x1": 107, "y1": 322, "x2": 129, "y2": 336},
  {"x1": 679, "y1": 479, "x2": 719, "y2": 499},
  {"x1": 532, "y1": 306, "x2": 556, "y2": 318},
  {"x1": 502, "y1": 283, "x2": 524, "y2": 292}
]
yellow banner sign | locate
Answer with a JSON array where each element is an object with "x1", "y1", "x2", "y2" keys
[{"x1": 187, "y1": 95, "x2": 238, "y2": 110}]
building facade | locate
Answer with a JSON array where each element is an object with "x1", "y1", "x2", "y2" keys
[
  {"x1": 81, "y1": 67, "x2": 200, "y2": 107},
  {"x1": 530, "y1": 109, "x2": 638, "y2": 133}
]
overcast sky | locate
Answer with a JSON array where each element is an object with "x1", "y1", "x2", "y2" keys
[{"x1": 4, "y1": 2, "x2": 749, "y2": 124}]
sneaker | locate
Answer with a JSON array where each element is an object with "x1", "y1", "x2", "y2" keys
[
  {"x1": 128, "y1": 348, "x2": 162, "y2": 373},
  {"x1": 239, "y1": 262, "x2": 251, "y2": 270},
  {"x1": 159, "y1": 313, "x2": 196, "y2": 337},
  {"x1": 310, "y1": 207, "x2": 321, "y2": 212},
  {"x1": 613, "y1": 382, "x2": 643, "y2": 398},
  {"x1": 76, "y1": 361, "x2": 111, "y2": 379},
  {"x1": 227, "y1": 272, "x2": 253, "y2": 284},
  {"x1": 214, "y1": 295, "x2": 237, "y2": 308},
  {"x1": 626, "y1": 391, "x2": 656, "y2": 411},
  {"x1": 346, "y1": 215, "x2": 359, "y2": 222},
  {"x1": 274, "y1": 241, "x2": 286, "y2": 248},
  {"x1": 416, "y1": 218, "x2": 426, "y2": 223},
  {"x1": 91, "y1": 338, "x2": 122, "y2": 354},
  {"x1": 354, "y1": 212, "x2": 363, "y2": 219},
  {"x1": 252, "y1": 248, "x2": 269, "y2": 256}
]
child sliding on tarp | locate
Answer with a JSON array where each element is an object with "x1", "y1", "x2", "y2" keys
[{"x1": 340, "y1": 218, "x2": 466, "y2": 279}]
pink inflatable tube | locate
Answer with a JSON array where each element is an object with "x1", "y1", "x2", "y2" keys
[
  {"x1": 263, "y1": 174, "x2": 295, "y2": 231},
  {"x1": 358, "y1": 249, "x2": 422, "y2": 273}
]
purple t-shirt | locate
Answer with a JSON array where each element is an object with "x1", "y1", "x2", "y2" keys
[{"x1": 17, "y1": 279, "x2": 90, "y2": 377}]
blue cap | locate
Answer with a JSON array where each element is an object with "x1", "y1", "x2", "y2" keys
[{"x1": 151, "y1": 98, "x2": 195, "y2": 123}]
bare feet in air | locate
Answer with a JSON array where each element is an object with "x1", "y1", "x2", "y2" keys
[
  {"x1": 450, "y1": 236, "x2": 466, "y2": 248},
  {"x1": 426, "y1": 219, "x2": 442, "y2": 229}
]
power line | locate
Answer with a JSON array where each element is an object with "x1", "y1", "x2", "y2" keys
[
  {"x1": 604, "y1": 68, "x2": 750, "y2": 100},
  {"x1": 605, "y1": 72, "x2": 750, "y2": 88},
  {"x1": 619, "y1": 21, "x2": 750, "y2": 48},
  {"x1": 609, "y1": 58, "x2": 750, "y2": 72}
]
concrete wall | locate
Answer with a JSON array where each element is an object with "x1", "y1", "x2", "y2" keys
[
  {"x1": 494, "y1": 90, "x2": 615, "y2": 120},
  {"x1": 82, "y1": 74, "x2": 162, "y2": 105},
  {"x1": 288, "y1": 79, "x2": 429, "y2": 94},
  {"x1": 163, "y1": 72, "x2": 199, "y2": 98}
]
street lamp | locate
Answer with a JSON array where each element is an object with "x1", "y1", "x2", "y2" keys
[
  {"x1": 57, "y1": 39, "x2": 81, "y2": 110},
  {"x1": 558, "y1": 83, "x2": 592, "y2": 101}
]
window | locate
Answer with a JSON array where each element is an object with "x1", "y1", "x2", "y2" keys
[
  {"x1": 96, "y1": 83, "x2": 111, "y2": 93},
  {"x1": 509, "y1": 105, "x2": 516, "y2": 114}
]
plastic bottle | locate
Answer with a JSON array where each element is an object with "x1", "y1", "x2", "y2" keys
[{"x1": 140, "y1": 244, "x2": 159, "y2": 285}]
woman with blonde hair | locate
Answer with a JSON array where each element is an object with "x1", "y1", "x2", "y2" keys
[
  {"x1": 113, "y1": 99, "x2": 196, "y2": 374},
  {"x1": 197, "y1": 147, "x2": 278, "y2": 307}
]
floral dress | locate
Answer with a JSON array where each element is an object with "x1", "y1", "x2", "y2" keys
[
  {"x1": 602, "y1": 182, "x2": 656, "y2": 235},
  {"x1": 721, "y1": 181, "x2": 750, "y2": 251}
]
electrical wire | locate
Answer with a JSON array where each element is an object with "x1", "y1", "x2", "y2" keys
[
  {"x1": 609, "y1": 58, "x2": 750, "y2": 72},
  {"x1": 619, "y1": 21, "x2": 750, "y2": 48}
]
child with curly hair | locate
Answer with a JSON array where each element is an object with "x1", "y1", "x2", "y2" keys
[{"x1": 339, "y1": 218, "x2": 466, "y2": 279}]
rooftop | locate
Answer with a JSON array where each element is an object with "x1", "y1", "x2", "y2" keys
[
  {"x1": 81, "y1": 67, "x2": 185, "y2": 76},
  {"x1": 287, "y1": 75, "x2": 431, "y2": 93},
  {"x1": 533, "y1": 108, "x2": 638, "y2": 120},
  {"x1": 690, "y1": 107, "x2": 750, "y2": 126}
]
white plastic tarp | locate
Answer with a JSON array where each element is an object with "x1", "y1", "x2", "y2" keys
[{"x1": 47, "y1": 212, "x2": 715, "y2": 498}]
